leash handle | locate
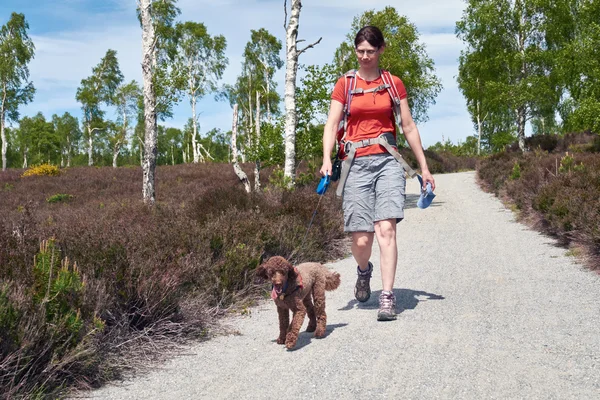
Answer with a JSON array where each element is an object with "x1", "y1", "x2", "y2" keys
[{"x1": 316, "y1": 175, "x2": 330, "y2": 195}]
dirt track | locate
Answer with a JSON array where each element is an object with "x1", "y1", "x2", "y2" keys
[{"x1": 90, "y1": 171, "x2": 600, "y2": 399}]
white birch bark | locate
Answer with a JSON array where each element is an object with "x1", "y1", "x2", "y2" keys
[
  {"x1": 190, "y1": 70, "x2": 200, "y2": 163},
  {"x1": 66, "y1": 134, "x2": 72, "y2": 167},
  {"x1": 282, "y1": 0, "x2": 321, "y2": 186},
  {"x1": 254, "y1": 90, "x2": 261, "y2": 192},
  {"x1": 516, "y1": 0, "x2": 527, "y2": 152},
  {"x1": 1, "y1": 85, "x2": 6, "y2": 171},
  {"x1": 22, "y1": 147, "x2": 27, "y2": 168},
  {"x1": 87, "y1": 121, "x2": 94, "y2": 166},
  {"x1": 113, "y1": 109, "x2": 127, "y2": 168},
  {"x1": 139, "y1": 0, "x2": 158, "y2": 204},
  {"x1": 283, "y1": 0, "x2": 301, "y2": 185},
  {"x1": 231, "y1": 104, "x2": 251, "y2": 193},
  {"x1": 476, "y1": 99, "x2": 482, "y2": 156}
]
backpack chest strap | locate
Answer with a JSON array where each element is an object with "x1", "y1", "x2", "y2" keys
[{"x1": 349, "y1": 84, "x2": 390, "y2": 96}]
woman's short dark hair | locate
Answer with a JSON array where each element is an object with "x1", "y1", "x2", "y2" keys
[{"x1": 354, "y1": 26, "x2": 385, "y2": 48}]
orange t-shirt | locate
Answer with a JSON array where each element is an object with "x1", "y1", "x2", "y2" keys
[{"x1": 331, "y1": 72, "x2": 407, "y2": 158}]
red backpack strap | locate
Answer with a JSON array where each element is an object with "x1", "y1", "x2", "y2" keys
[
  {"x1": 337, "y1": 70, "x2": 357, "y2": 151},
  {"x1": 380, "y1": 69, "x2": 403, "y2": 131}
]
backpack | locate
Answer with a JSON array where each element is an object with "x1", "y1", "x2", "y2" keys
[{"x1": 336, "y1": 69, "x2": 403, "y2": 157}]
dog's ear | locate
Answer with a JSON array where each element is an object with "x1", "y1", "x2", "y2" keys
[
  {"x1": 286, "y1": 261, "x2": 298, "y2": 281},
  {"x1": 255, "y1": 263, "x2": 269, "y2": 280}
]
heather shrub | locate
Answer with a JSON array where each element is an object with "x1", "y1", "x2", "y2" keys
[
  {"x1": 22, "y1": 164, "x2": 61, "y2": 177},
  {"x1": 0, "y1": 163, "x2": 346, "y2": 397},
  {"x1": 47, "y1": 193, "x2": 73, "y2": 203},
  {"x1": 478, "y1": 149, "x2": 600, "y2": 269},
  {"x1": 510, "y1": 161, "x2": 521, "y2": 180}
]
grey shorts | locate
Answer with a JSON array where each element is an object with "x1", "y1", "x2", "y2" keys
[{"x1": 342, "y1": 153, "x2": 406, "y2": 232}]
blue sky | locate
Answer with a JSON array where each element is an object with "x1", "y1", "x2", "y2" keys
[{"x1": 0, "y1": 0, "x2": 472, "y2": 148}]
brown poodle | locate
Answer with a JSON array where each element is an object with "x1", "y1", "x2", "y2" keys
[{"x1": 256, "y1": 256, "x2": 341, "y2": 349}]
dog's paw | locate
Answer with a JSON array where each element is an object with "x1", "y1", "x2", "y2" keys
[
  {"x1": 285, "y1": 340, "x2": 297, "y2": 350},
  {"x1": 276, "y1": 337, "x2": 286, "y2": 345},
  {"x1": 314, "y1": 326, "x2": 326, "y2": 338},
  {"x1": 306, "y1": 324, "x2": 316, "y2": 333},
  {"x1": 285, "y1": 333, "x2": 297, "y2": 349}
]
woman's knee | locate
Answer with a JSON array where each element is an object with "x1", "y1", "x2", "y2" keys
[
  {"x1": 352, "y1": 232, "x2": 373, "y2": 249},
  {"x1": 375, "y1": 220, "x2": 397, "y2": 245}
]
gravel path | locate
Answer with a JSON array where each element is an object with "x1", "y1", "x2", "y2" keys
[{"x1": 90, "y1": 171, "x2": 600, "y2": 399}]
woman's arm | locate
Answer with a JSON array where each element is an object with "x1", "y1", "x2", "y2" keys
[
  {"x1": 399, "y1": 98, "x2": 436, "y2": 190},
  {"x1": 320, "y1": 99, "x2": 344, "y2": 176}
]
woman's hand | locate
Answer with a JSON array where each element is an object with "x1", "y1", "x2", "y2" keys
[
  {"x1": 421, "y1": 170, "x2": 435, "y2": 191},
  {"x1": 320, "y1": 158, "x2": 332, "y2": 177}
]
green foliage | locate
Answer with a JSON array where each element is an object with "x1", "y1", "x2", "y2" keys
[
  {"x1": 0, "y1": 12, "x2": 36, "y2": 156},
  {"x1": 76, "y1": 49, "x2": 124, "y2": 165},
  {"x1": 510, "y1": 161, "x2": 521, "y2": 180},
  {"x1": 268, "y1": 167, "x2": 294, "y2": 190},
  {"x1": 0, "y1": 283, "x2": 20, "y2": 347},
  {"x1": 457, "y1": 0, "x2": 563, "y2": 149},
  {"x1": 558, "y1": 152, "x2": 585, "y2": 174},
  {"x1": 32, "y1": 240, "x2": 84, "y2": 337},
  {"x1": 46, "y1": 194, "x2": 73, "y2": 204},
  {"x1": 335, "y1": 6, "x2": 442, "y2": 123}
]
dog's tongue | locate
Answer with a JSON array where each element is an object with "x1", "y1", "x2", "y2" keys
[{"x1": 271, "y1": 287, "x2": 278, "y2": 300}]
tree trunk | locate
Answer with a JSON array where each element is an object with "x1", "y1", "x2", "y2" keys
[
  {"x1": 171, "y1": 144, "x2": 175, "y2": 165},
  {"x1": 67, "y1": 134, "x2": 72, "y2": 167},
  {"x1": 231, "y1": 104, "x2": 251, "y2": 193},
  {"x1": 191, "y1": 93, "x2": 200, "y2": 163},
  {"x1": 22, "y1": 147, "x2": 28, "y2": 168},
  {"x1": 1, "y1": 86, "x2": 6, "y2": 171},
  {"x1": 112, "y1": 143, "x2": 120, "y2": 168},
  {"x1": 517, "y1": 106, "x2": 526, "y2": 151},
  {"x1": 140, "y1": 0, "x2": 158, "y2": 204},
  {"x1": 516, "y1": 1, "x2": 527, "y2": 152},
  {"x1": 113, "y1": 110, "x2": 127, "y2": 168},
  {"x1": 255, "y1": 90, "x2": 261, "y2": 191},
  {"x1": 283, "y1": 0, "x2": 302, "y2": 186},
  {"x1": 86, "y1": 121, "x2": 94, "y2": 166},
  {"x1": 476, "y1": 99, "x2": 482, "y2": 156}
]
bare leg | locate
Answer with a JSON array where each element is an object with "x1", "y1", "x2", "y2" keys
[
  {"x1": 374, "y1": 219, "x2": 398, "y2": 292},
  {"x1": 352, "y1": 231, "x2": 374, "y2": 271}
]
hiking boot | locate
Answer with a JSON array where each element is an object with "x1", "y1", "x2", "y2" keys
[
  {"x1": 354, "y1": 262, "x2": 373, "y2": 303},
  {"x1": 377, "y1": 291, "x2": 397, "y2": 321}
]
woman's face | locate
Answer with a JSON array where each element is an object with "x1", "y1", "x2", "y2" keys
[{"x1": 355, "y1": 40, "x2": 384, "y2": 67}]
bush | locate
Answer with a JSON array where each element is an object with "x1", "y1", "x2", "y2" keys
[
  {"x1": 22, "y1": 164, "x2": 61, "y2": 177},
  {"x1": 47, "y1": 193, "x2": 74, "y2": 203},
  {"x1": 478, "y1": 149, "x2": 600, "y2": 268},
  {"x1": 0, "y1": 163, "x2": 346, "y2": 398}
]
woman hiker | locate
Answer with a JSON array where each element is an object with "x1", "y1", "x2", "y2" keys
[{"x1": 320, "y1": 25, "x2": 435, "y2": 321}]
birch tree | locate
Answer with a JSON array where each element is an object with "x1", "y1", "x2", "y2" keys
[
  {"x1": 240, "y1": 28, "x2": 283, "y2": 190},
  {"x1": 76, "y1": 49, "x2": 123, "y2": 165},
  {"x1": 283, "y1": 0, "x2": 321, "y2": 186},
  {"x1": 231, "y1": 104, "x2": 251, "y2": 193},
  {"x1": 456, "y1": 0, "x2": 559, "y2": 151},
  {"x1": 138, "y1": 0, "x2": 180, "y2": 204},
  {"x1": 112, "y1": 80, "x2": 141, "y2": 167},
  {"x1": 0, "y1": 12, "x2": 35, "y2": 171},
  {"x1": 173, "y1": 21, "x2": 228, "y2": 163},
  {"x1": 52, "y1": 112, "x2": 81, "y2": 167}
]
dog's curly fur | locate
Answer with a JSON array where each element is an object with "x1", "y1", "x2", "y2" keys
[{"x1": 256, "y1": 256, "x2": 341, "y2": 349}]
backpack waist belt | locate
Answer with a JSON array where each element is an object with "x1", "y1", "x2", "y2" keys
[{"x1": 336, "y1": 132, "x2": 418, "y2": 197}]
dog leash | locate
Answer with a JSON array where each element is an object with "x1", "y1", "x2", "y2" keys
[{"x1": 287, "y1": 175, "x2": 330, "y2": 264}]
